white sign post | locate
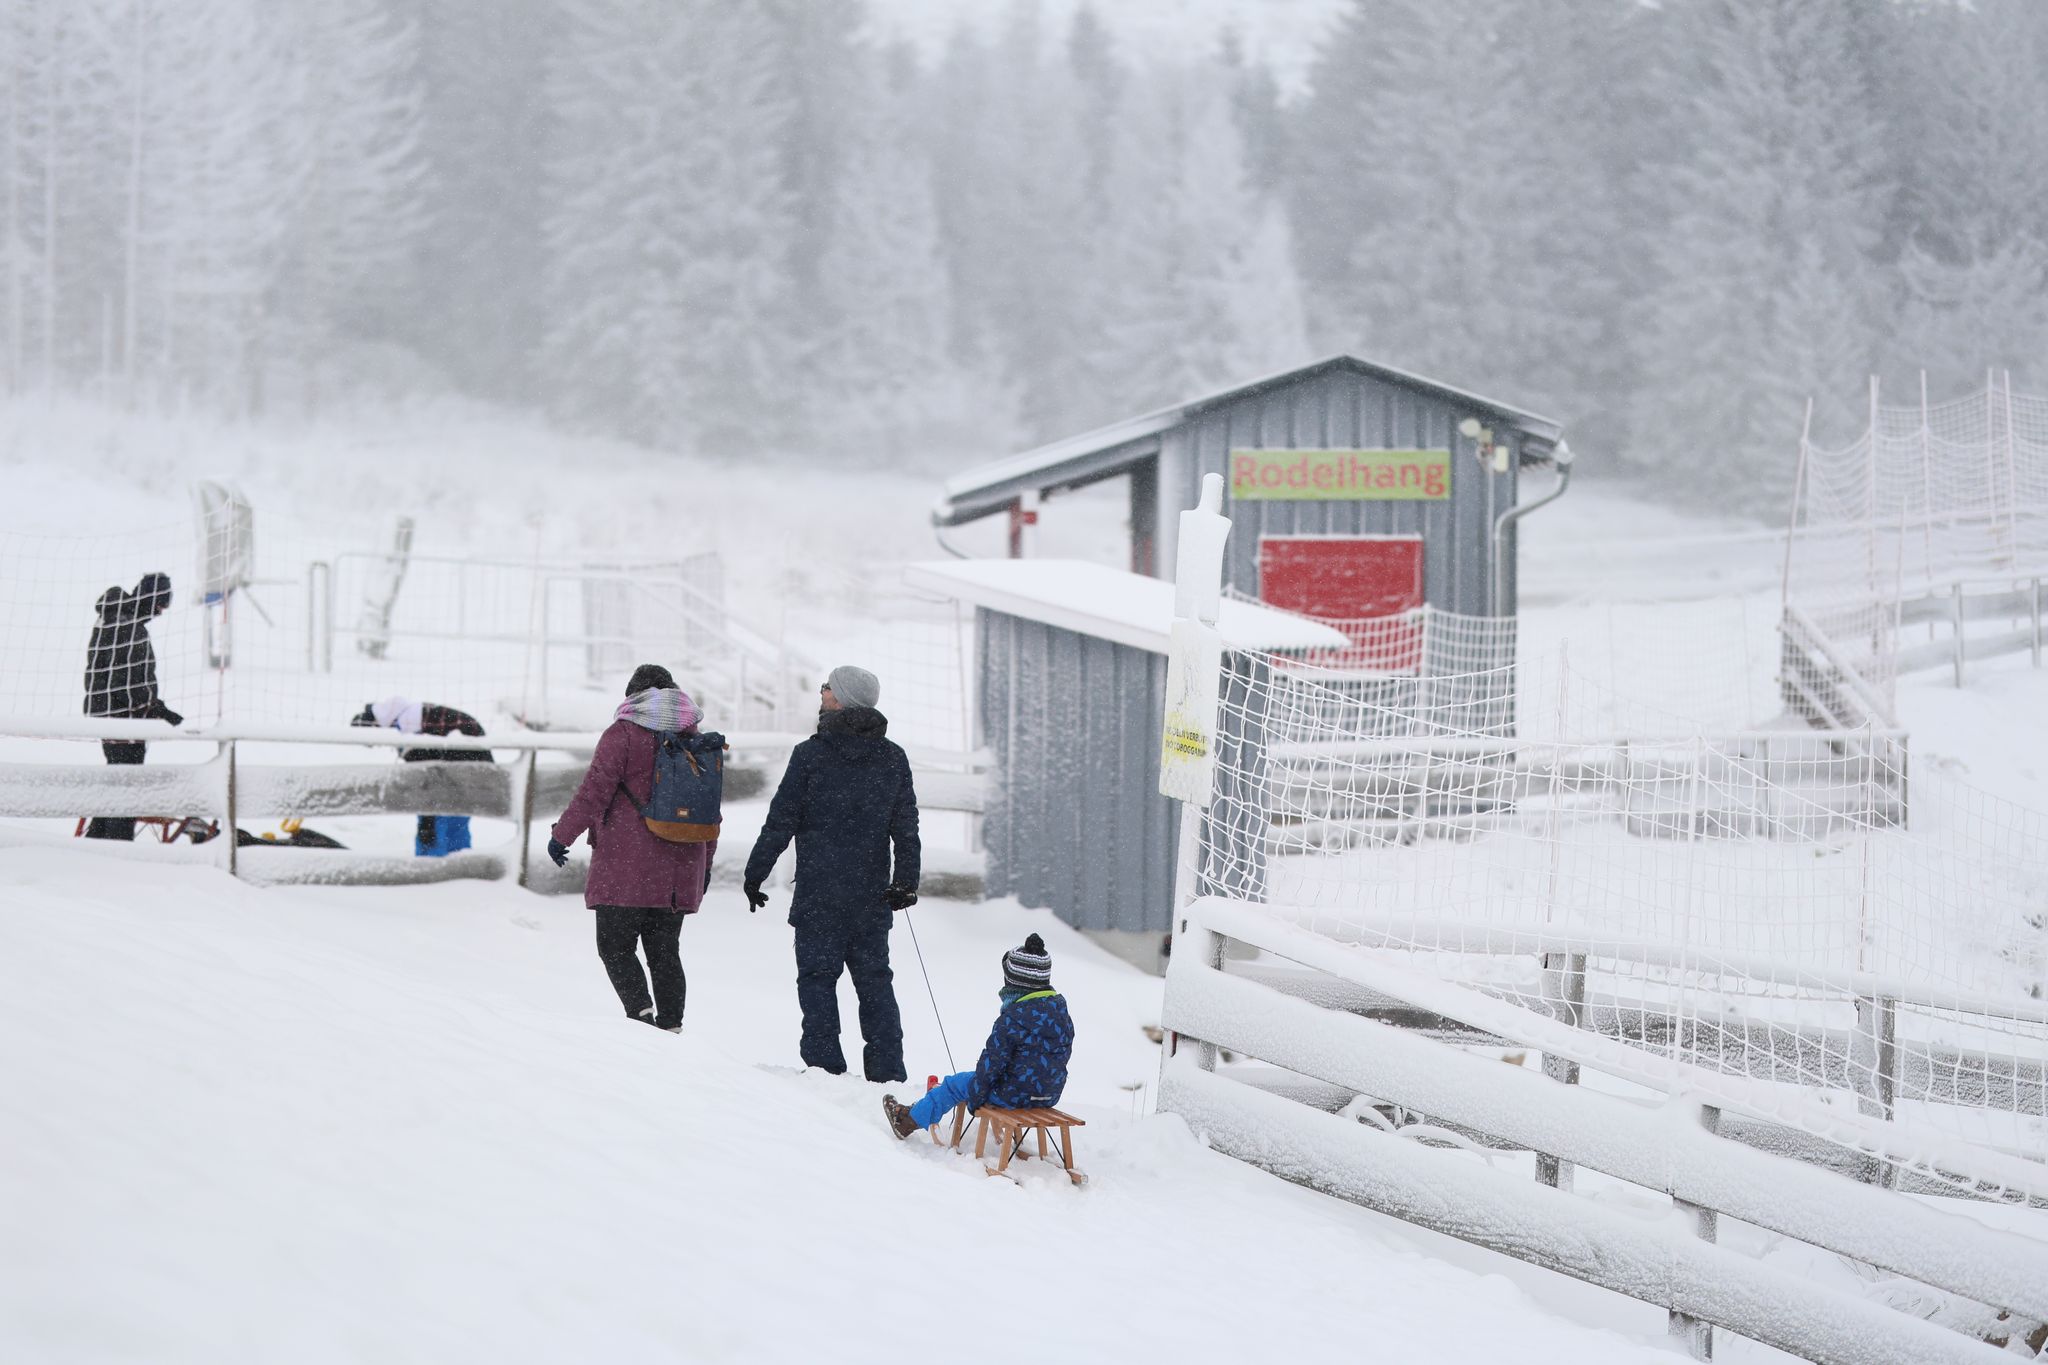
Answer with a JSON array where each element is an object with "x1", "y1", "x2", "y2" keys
[
  {"x1": 1161, "y1": 473, "x2": 1233, "y2": 1078},
  {"x1": 1159, "y1": 472, "x2": 1231, "y2": 807}
]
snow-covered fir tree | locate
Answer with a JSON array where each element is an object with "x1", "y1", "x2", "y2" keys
[
  {"x1": 540, "y1": 0, "x2": 794, "y2": 452},
  {"x1": 1626, "y1": 0, "x2": 1887, "y2": 507},
  {"x1": 811, "y1": 51, "x2": 1019, "y2": 466}
]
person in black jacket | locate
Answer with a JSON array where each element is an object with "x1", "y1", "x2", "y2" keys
[
  {"x1": 744, "y1": 664, "x2": 920, "y2": 1082},
  {"x1": 82, "y1": 572, "x2": 183, "y2": 840}
]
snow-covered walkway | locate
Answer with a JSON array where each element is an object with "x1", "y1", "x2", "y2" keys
[{"x1": 0, "y1": 850, "x2": 1663, "y2": 1363}]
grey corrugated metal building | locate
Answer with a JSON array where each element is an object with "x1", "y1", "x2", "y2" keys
[
  {"x1": 931, "y1": 355, "x2": 1565, "y2": 618},
  {"x1": 903, "y1": 560, "x2": 1345, "y2": 935}
]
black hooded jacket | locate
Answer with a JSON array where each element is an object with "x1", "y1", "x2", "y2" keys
[
  {"x1": 83, "y1": 576, "x2": 172, "y2": 719},
  {"x1": 745, "y1": 706, "x2": 920, "y2": 920}
]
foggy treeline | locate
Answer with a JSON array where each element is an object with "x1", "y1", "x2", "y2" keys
[{"x1": 3, "y1": 0, "x2": 2046, "y2": 508}]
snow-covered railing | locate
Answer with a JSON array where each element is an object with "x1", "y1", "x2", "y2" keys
[
  {"x1": 1160, "y1": 897, "x2": 2048, "y2": 1363},
  {"x1": 0, "y1": 717, "x2": 989, "y2": 893},
  {"x1": 1894, "y1": 576, "x2": 2048, "y2": 685},
  {"x1": 307, "y1": 550, "x2": 815, "y2": 733}
]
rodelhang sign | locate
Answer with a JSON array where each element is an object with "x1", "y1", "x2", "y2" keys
[{"x1": 1230, "y1": 448, "x2": 1451, "y2": 501}]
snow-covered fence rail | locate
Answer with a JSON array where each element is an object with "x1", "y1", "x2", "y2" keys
[
  {"x1": 1894, "y1": 576, "x2": 2048, "y2": 685},
  {"x1": 1159, "y1": 898, "x2": 2048, "y2": 1363},
  {"x1": 1267, "y1": 725, "x2": 1909, "y2": 844},
  {"x1": 0, "y1": 718, "x2": 990, "y2": 893}
]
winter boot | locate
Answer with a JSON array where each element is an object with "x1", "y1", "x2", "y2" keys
[
  {"x1": 636, "y1": 1007, "x2": 660, "y2": 1028},
  {"x1": 882, "y1": 1094, "x2": 920, "y2": 1140}
]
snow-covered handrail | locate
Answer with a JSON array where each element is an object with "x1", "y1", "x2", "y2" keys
[
  {"x1": 0, "y1": 715, "x2": 989, "y2": 770},
  {"x1": 1161, "y1": 899, "x2": 2047, "y2": 1362},
  {"x1": 1188, "y1": 898, "x2": 2048, "y2": 1193}
]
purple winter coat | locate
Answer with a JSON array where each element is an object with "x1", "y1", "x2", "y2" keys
[{"x1": 553, "y1": 719, "x2": 716, "y2": 911}]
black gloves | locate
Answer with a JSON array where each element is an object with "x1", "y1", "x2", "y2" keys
[
  {"x1": 546, "y1": 837, "x2": 569, "y2": 867},
  {"x1": 743, "y1": 882, "x2": 768, "y2": 913},
  {"x1": 882, "y1": 885, "x2": 918, "y2": 911},
  {"x1": 148, "y1": 700, "x2": 183, "y2": 727}
]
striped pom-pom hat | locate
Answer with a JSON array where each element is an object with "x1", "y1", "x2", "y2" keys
[{"x1": 1001, "y1": 933, "x2": 1052, "y2": 991}]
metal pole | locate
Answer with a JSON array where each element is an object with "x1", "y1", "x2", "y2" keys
[
  {"x1": 322, "y1": 561, "x2": 335, "y2": 673},
  {"x1": 2004, "y1": 370, "x2": 2021, "y2": 567},
  {"x1": 222, "y1": 739, "x2": 238, "y2": 878},
  {"x1": 2033, "y1": 579, "x2": 2042, "y2": 669},
  {"x1": 1919, "y1": 372, "x2": 1933, "y2": 586},
  {"x1": 1781, "y1": 399, "x2": 1814, "y2": 615},
  {"x1": 1951, "y1": 581, "x2": 1966, "y2": 687}
]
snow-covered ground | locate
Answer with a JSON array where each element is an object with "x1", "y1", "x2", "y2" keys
[
  {"x1": 0, "y1": 852, "x2": 1664, "y2": 1364},
  {"x1": 7, "y1": 397, "x2": 2048, "y2": 1361}
]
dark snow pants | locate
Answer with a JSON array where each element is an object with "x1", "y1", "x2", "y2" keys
[
  {"x1": 594, "y1": 905, "x2": 686, "y2": 1029},
  {"x1": 83, "y1": 740, "x2": 146, "y2": 841},
  {"x1": 793, "y1": 911, "x2": 905, "y2": 1082}
]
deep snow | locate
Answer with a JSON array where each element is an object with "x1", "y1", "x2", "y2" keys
[
  {"x1": 8, "y1": 396, "x2": 2048, "y2": 1361},
  {"x1": 0, "y1": 853, "x2": 1662, "y2": 1364}
]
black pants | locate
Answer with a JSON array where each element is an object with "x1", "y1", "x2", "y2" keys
[
  {"x1": 793, "y1": 912, "x2": 905, "y2": 1082},
  {"x1": 84, "y1": 740, "x2": 147, "y2": 841},
  {"x1": 594, "y1": 905, "x2": 686, "y2": 1028}
]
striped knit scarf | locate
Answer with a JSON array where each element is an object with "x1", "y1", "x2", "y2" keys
[{"x1": 616, "y1": 687, "x2": 701, "y2": 733}]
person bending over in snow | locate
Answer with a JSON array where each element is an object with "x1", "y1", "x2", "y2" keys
[
  {"x1": 882, "y1": 933, "x2": 1074, "y2": 1139},
  {"x1": 350, "y1": 697, "x2": 494, "y2": 856}
]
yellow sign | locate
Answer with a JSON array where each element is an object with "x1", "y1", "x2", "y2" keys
[{"x1": 1231, "y1": 448, "x2": 1451, "y2": 501}]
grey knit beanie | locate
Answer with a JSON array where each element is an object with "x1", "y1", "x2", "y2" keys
[
  {"x1": 1001, "y1": 933, "x2": 1052, "y2": 991},
  {"x1": 827, "y1": 664, "x2": 880, "y2": 710}
]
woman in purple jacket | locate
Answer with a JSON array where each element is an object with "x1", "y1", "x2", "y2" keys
[{"x1": 548, "y1": 664, "x2": 716, "y2": 1031}]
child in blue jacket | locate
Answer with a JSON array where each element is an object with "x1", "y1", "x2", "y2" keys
[{"x1": 884, "y1": 932, "x2": 1074, "y2": 1138}]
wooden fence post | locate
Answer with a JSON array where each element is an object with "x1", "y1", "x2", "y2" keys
[
  {"x1": 1670, "y1": 1103, "x2": 1722, "y2": 1359},
  {"x1": 1536, "y1": 951, "x2": 1587, "y2": 1190},
  {"x1": 515, "y1": 748, "x2": 537, "y2": 889},
  {"x1": 1852, "y1": 993, "x2": 1899, "y2": 1188}
]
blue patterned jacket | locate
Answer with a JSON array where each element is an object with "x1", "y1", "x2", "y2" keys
[{"x1": 964, "y1": 991, "x2": 1075, "y2": 1112}]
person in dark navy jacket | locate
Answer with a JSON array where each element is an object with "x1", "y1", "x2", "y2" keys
[
  {"x1": 883, "y1": 932, "x2": 1075, "y2": 1138},
  {"x1": 744, "y1": 664, "x2": 920, "y2": 1082}
]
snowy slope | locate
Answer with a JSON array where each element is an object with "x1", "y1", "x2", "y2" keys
[
  {"x1": 10, "y1": 397, "x2": 2048, "y2": 1360},
  {"x1": 0, "y1": 856, "x2": 1660, "y2": 1364}
]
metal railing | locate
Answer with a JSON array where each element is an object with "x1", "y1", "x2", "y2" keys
[
  {"x1": 0, "y1": 716, "x2": 989, "y2": 892},
  {"x1": 302, "y1": 551, "x2": 815, "y2": 732}
]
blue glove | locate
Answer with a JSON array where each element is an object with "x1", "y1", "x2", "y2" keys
[{"x1": 546, "y1": 837, "x2": 569, "y2": 867}]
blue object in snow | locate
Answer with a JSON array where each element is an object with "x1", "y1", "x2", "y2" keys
[{"x1": 416, "y1": 815, "x2": 472, "y2": 858}]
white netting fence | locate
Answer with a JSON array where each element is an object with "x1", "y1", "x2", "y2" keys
[
  {"x1": 0, "y1": 495, "x2": 812, "y2": 737},
  {"x1": 1786, "y1": 372, "x2": 2048, "y2": 718},
  {"x1": 1196, "y1": 640, "x2": 2048, "y2": 1196}
]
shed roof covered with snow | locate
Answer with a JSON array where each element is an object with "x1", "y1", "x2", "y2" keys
[{"x1": 903, "y1": 559, "x2": 1348, "y2": 657}]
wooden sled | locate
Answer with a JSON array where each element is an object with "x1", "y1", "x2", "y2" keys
[{"x1": 936, "y1": 1103, "x2": 1087, "y2": 1186}]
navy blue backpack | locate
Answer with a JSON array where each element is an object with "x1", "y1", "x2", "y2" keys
[{"x1": 639, "y1": 730, "x2": 726, "y2": 842}]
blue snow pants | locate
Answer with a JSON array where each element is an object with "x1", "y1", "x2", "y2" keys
[
  {"x1": 793, "y1": 911, "x2": 905, "y2": 1082},
  {"x1": 909, "y1": 1070, "x2": 976, "y2": 1130},
  {"x1": 416, "y1": 815, "x2": 472, "y2": 857}
]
